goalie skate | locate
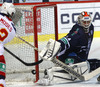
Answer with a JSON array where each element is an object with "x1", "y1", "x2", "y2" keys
[
  {"x1": 37, "y1": 68, "x2": 54, "y2": 86},
  {"x1": 39, "y1": 39, "x2": 61, "y2": 61},
  {"x1": 97, "y1": 75, "x2": 100, "y2": 82},
  {"x1": 37, "y1": 78, "x2": 53, "y2": 86}
]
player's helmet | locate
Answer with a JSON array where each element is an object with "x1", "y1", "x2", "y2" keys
[
  {"x1": 0, "y1": 2, "x2": 16, "y2": 18},
  {"x1": 78, "y1": 11, "x2": 92, "y2": 33}
]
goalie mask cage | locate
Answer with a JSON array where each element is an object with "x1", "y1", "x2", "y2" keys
[{"x1": 3, "y1": 2, "x2": 59, "y2": 83}]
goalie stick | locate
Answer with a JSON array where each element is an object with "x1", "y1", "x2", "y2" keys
[
  {"x1": 83, "y1": 67, "x2": 100, "y2": 81},
  {"x1": 52, "y1": 58, "x2": 84, "y2": 81},
  {"x1": 4, "y1": 47, "x2": 43, "y2": 66},
  {"x1": 52, "y1": 57, "x2": 100, "y2": 81},
  {"x1": 11, "y1": 36, "x2": 100, "y2": 81}
]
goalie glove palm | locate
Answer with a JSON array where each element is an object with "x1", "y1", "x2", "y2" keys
[{"x1": 39, "y1": 39, "x2": 61, "y2": 61}]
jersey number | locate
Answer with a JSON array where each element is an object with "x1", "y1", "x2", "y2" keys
[{"x1": 0, "y1": 28, "x2": 8, "y2": 41}]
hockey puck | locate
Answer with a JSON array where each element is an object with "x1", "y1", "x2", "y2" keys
[
  {"x1": 97, "y1": 75, "x2": 100, "y2": 82},
  {"x1": 31, "y1": 70, "x2": 36, "y2": 75}
]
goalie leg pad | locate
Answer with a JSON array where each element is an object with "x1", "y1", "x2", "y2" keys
[
  {"x1": 39, "y1": 39, "x2": 61, "y2": 61},
  {"x1": 37, "y1": 61, "x2": 90, "y2": 85},
  {"x1": 53, "y1": 61, "x2": 90, "y2": 83}
]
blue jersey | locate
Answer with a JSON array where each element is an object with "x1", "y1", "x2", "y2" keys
[{"x1": 58, "y1": 23, "x2": 94, "y2": 63}]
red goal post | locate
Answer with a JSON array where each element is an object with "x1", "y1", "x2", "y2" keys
[{"x1": 33, "y1": 4, "x2": 58, "y2": 82}]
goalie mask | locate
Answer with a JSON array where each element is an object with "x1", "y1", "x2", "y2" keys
[
  {"x1": 77, "y1": 11, "x2": 92, "y2": 33},
  {"x1": 0, "y1": 2, "x2": 16, "y2": 18}
]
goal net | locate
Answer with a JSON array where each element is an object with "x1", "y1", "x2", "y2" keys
[{"x1": 3, "y1": 3, "x2": 58, "y2": 83}]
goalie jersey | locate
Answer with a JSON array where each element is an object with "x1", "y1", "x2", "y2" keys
[{"x1": 58, "y1": 23, "x2": 94, "y2": 64}]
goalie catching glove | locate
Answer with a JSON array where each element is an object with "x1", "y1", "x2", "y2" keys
[{"x1": 39, "y1": 39, "x2": 61, "y2": 61}]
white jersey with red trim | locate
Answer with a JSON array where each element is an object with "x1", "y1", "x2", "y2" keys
[{"x1": 0, "y1": 13, "x2": 16, "y2": 55}]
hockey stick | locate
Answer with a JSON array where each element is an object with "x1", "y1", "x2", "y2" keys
[
  {"x1": 12, "y1": 36, "x2": 100, "y2": 81},
  {"x1": 52, "y1": 58, "x2": 100, "y2": 81},
  {"x1": 83, "y1": 67, "x2": 100, "y2": 81},
  {"x1": 4, "y1": 47, "x2": 43, "y2": 66},
  {"x1": 4, "y1": 35, "x2": 43, "y2": 66},
  {"x1": 16, "y1": 35, "x2": 40, "y2": 52},
  {"x1": 52, "y1": 58, "x2": 85, "y2": 81}
]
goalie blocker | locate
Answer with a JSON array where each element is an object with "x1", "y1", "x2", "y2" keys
[{"x1": 39, "y1": 39, "x2": 61, "y2": 61}]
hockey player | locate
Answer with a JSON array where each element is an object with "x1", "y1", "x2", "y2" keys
[
  {"x1": 38, "y1": 11, "x2": 100, "y2": 85},
  {"x1": 0, "y1": 2, "x2": 16, "y2": 87}
]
